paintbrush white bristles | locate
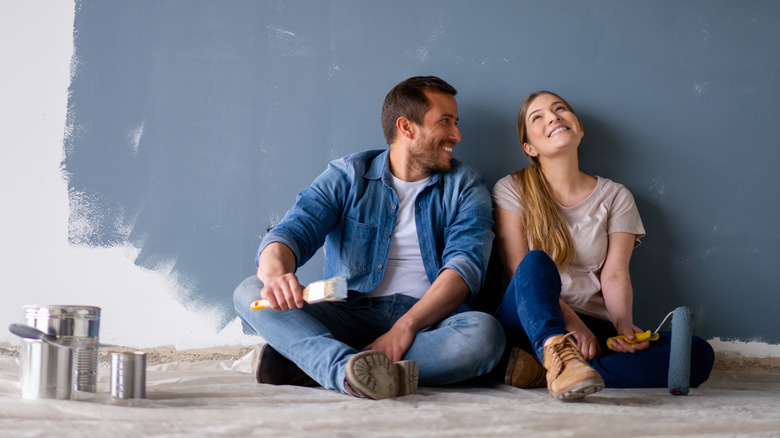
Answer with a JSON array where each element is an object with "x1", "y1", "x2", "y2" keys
[
  {"x1": 304, "y1": 276, "x2": 348, "y2": 301},
  {"x1": 251, "y1": 276, "x2": 348, "y2": 310}
]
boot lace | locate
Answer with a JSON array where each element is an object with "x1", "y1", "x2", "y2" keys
[{"x1": 547, "y1": 332, "x2": 585, "y2": 373}]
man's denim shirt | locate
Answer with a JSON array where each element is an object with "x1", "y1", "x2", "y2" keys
[{"x1": 257, "y1": 149, "x2": 494, "y2": 299}]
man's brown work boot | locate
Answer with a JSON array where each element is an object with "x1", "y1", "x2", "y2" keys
[
  {"x1": 504, "y1": 347, "x2": 547, "y2": 388},
  {"x1": 255, "y1": 343, "x2": 318, "y2": 387},
  {"x1": 542, "y1": 333, "x2": 604, "y2": 401},
  {"x1": 344, "y1": 350, "x2": 418, "y2": 400}
]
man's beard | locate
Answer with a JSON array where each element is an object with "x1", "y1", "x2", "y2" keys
[{"x1": 408, "y1": 136, "x2": 452, "y2": 176}]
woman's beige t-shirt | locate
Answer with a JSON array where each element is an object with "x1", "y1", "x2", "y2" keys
[{"x1": 492, "y1": 175, "x2": 646, "y2": 321}]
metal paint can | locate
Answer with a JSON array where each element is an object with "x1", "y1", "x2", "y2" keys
[
  {"x1": 22, "y1": 305, "x2": 101, "y2": 394},
  {"x1": 19, "y1": 339, "x2": 73, "y2": 400},
  {"x1": 110, "y1": 352, "x2": 146, "y2": 399}
]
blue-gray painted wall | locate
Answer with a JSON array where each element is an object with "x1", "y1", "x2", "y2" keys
[{"x1": 63, "y1": 0, "x2": 780, "y2": 343}]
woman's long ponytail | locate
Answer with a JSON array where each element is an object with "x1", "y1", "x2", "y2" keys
[{"x1": 511, "y1": 164, "x2": 574, "y2": 269}]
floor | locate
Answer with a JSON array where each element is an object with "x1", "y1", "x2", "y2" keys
[{"x1": 1, "y1": 344, "x2": 779, "y2": 438}]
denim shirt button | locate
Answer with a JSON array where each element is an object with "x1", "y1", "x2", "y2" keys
[
  {"x1": 391, "y1": 204, "x2": 398, "y2": 209},
  {"x1": 377, "y1": 264, "x2": 383, "y2": 269},
  {"x1": 384, "y1": 233, "x2": 391, "y2": 238}
]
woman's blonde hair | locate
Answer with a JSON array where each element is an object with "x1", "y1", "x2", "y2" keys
[{"x1": 512, "y1": 91, "x2": 577, "y2": 269}]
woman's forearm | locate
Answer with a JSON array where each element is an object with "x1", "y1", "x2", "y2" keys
[
  {"x1": 601, "y1": 274, "x2": 634, "y2": 331},
  {"x1": 601, "y1": 232, "x2": 639, "y2": 332}
]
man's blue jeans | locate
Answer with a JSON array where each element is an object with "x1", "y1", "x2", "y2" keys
[
  {"x1": 234, "y1": 276, "x2": 505, "y2": 394},
  {"x1": 495, "y1": 250, "x2": 714, "y2": 388}
]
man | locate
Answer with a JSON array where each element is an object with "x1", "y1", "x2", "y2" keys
[{"x1": 233, "y1": 76, "x2": 504, "y2": 399}]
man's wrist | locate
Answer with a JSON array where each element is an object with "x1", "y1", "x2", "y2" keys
[{"x1": 392, "y1": 315, "x2": 419, "y2": 335}]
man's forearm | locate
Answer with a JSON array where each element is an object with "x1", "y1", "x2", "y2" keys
[
  {"x1": 256, "y1": 242, "x2": 297, "y2": 284},
  {"x1": 393, "y1": 269, "x2": 470, "y2": 334},
  {"x1": 365, "y1": 269, "x2": 470, "y2": 361}
]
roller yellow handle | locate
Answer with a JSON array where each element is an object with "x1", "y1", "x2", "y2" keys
[{"x1": 606, "y1": 330, "x2": 660, "y2": 350}]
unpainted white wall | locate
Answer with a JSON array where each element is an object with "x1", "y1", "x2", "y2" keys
[{"x1": 0, "y1": 0, "x2": 255, "y2": 349}]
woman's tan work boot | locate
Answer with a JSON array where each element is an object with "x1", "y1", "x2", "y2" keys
[{"x1": 542, "y1": 333, "x2": 604, "y2": 401}]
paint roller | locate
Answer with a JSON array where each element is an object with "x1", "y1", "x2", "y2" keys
[
  {"x1": 668, "y1": 306, "x2": 692, "y2": 395},
  {"x1": 606, "y1": 306, "x2": 694, "y2": 395}
]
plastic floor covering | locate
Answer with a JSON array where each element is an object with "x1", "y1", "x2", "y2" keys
[{"x1": 1, "y1": 345, "x2": 779, "y2": 438}]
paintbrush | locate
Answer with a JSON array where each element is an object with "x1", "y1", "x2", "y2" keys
[{"x1": 250, "y1": 276, "x2": 348, "y2": 309}]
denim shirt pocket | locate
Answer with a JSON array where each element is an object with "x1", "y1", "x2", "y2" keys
[{"x1": 339, "y1": 217, "x2": 377, "y2": 275}]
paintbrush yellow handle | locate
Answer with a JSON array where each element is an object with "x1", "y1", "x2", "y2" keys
[
  {"x1": 606, "y1": 330, "x2": 660, "y2": 350},
  {"x1": 250, "y1": 299, "x2": 271, "y2": 310},
  {"x1": 250, "y1": 285, "x2": 312, "y2": 310}
]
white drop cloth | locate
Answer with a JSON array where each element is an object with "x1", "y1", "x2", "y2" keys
[{"x1": 1, "y1": 347, "x2": 778, "y2": 437}]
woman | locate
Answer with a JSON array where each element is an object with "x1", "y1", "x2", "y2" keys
[{"x1": 492, "y1": 91, "x2": 714, "y2": 401}]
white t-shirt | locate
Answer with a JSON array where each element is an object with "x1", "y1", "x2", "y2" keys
[
  {"x1": 492, "y1": 174, "x2": 646, "y2": 320},
  {"x1": 369, "y1": 175, "x2": 432, "y2": 299}
]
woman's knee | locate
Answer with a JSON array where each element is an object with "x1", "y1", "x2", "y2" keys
[
  {"x1": 505, "y1": 249, "x2": 561, "y2": 303},
  {"x1": 522, "y1": 249, "x2": 555, "y2": 268},
  {"x1": 511, "y1": 250, "x2": 558, "y2": 281},
  {"x1": 523, "y1": 248, "x2": 555, "y2": 268},
  {"x1": 690, "y1": 336, "x2": 715, "y2": 387}
]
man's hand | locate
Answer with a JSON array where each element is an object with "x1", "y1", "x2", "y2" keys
[
  {"x1": 363, "y1": 269, "x2": 469, "y2": 362},
  {"x1": 364, "y1": 323, "x2": 416, "y2": 362},
  {"x1": 256, "y1": 242, "x2": 303, "y2": 311},
  {"x1": 259, "y1": 272, "x2": 305, "y2": 311}
]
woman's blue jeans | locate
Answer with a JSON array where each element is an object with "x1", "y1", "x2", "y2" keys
[
  {"x1": 234, "y1": 276, "x2": 506, "y2": 394},
  {"x1": 495, "y1": 250, "x2": 714, "y2": 388}
]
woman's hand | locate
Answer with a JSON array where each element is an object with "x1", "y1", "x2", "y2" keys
[
  {"x1": 569, "y1": 323, "x2": 601, "y2": 360},
  {"x1": 560, "y1": 301, "x2": 600, "y2": 360},
  {"x1": 609, "y1": 323, "x2": 650, "y2": 353}
]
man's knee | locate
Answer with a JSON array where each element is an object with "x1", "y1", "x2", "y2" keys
[
  {"x1": 233, "y1": 275, "x2": 263, "y2": 315},
  {"x1": 456, "y1": 312, "x2": 506, "y2": 362}
]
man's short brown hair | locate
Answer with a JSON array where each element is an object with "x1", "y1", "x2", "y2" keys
[{"x1": 381, "y1": 76, "x2": 457, "y2": 144}]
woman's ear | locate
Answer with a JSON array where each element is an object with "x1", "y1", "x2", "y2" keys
[
  {"x1": 523, "y1": 142, "x2": 538, "y2": 157},
  {"x1": 396, "y1": 117, "x2": 416, "y2": 140}
]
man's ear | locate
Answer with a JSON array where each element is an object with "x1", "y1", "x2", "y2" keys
[
  {"x1": 396, "y1": 117, "x2": 416, "y2": 140},
  {"x1": 523, "y1": 142, "x2": 538, "y2": 157}
]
